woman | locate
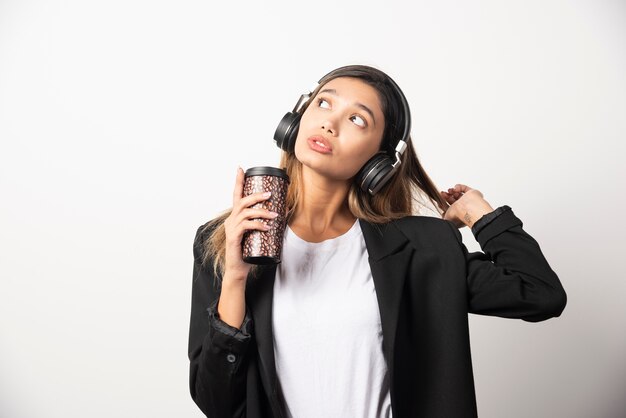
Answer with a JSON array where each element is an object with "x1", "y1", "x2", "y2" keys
[{"x1": 187, "y1": 65, "x2": 567, "y2": 418}]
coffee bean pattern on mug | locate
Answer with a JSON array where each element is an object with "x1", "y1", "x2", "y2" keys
[{"x1": 242, "y1": 174, "x2": 289, "y2": 263}]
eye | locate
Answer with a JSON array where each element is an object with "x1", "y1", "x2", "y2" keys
[
  {"x1": 317, "y1": 98, "x2": 330, "y2": 109},
  {"x1": 350, "y1": 115, "x2": 367, "y2": 127}
]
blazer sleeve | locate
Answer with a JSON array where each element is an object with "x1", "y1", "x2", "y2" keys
[
  {"x1": 446, "y1": 206, "x2": 567, "y2": 322},
  {"x1": 188, "y1": 223, "x2": 254, "y2": 417}
]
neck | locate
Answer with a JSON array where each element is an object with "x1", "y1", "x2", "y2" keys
[{"x1": 289, "y1": 165, "x2": 356, "y2": 237}]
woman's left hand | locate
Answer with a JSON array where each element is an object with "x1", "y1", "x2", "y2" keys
[{"x1": 440, "y1": 184, "x2": 495, "y2": 229}]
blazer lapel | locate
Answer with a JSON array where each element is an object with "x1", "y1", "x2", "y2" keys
[
  {"x1": 245, "y1": 263, "x2": 286, "y2": 418},
  {"x1": 359, "y1": 218, "x2": 412, "y2": 377}
]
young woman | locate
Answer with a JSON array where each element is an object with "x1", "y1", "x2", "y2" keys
[{"x1": 187, "y1": 65, "x2": 567, "y2": 418}]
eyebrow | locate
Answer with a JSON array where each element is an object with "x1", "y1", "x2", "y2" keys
[{"x1": 318, "y1": 88, "x2": 377, "y2": 126}]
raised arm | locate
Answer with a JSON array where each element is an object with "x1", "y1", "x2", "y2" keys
[
  {"x1": 188, "y1": 167, "x2": 280, "y2": 416},
  {"x1": 446, "y1": 206, "x2": 567, "y2": 322}
]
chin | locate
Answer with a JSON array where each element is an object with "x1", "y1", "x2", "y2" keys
[
  {"x1": 294, "y1": 141, "x2": 359, "y2": 181},
  {"x1": 299, "y1": 157, "x2": 354, "y2": 182}
]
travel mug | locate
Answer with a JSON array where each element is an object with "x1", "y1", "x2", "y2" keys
[{"x1": 242, "y1": 166, "x2": 290, "y2": 265}]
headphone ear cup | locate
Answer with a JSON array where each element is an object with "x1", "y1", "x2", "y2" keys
[
  {"x1": 274, "y1": 112, "x2": 301, "y2": 153},
  {"x1": 356, "y1": 153, "x2": 394, "y2": 195}
]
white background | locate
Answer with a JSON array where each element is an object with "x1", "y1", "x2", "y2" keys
[{"x1": 1, "y1": 0, "x2": 625, "y2": 417}]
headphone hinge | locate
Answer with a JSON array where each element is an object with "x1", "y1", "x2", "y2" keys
[{"x1": 391, "y1": 140, "x2": 408, "y2": 169}]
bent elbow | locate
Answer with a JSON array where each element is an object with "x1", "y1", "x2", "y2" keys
[
  {"x1": 525, "y1": 286, "x2": 567, "y2": 322},
  {"x1": 548, "y1": 286, "x2": 567, "y2": 318}
]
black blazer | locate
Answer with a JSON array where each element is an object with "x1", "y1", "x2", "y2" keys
[{"x1": 188, "y1": 206, "x2": 566, "y2": 418}]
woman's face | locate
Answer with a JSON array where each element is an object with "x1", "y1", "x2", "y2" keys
[{"x1": 294, "y1": 76, "x2": 386, "y2": 182}]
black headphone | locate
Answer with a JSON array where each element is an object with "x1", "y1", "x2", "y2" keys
[{"x1": 273, "y1": 66, "x2": 412, "y2": 196}]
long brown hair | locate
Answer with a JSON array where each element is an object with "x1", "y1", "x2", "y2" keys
[{"x1": 199, "y1": 65, "x2": 450, "y2": 281}]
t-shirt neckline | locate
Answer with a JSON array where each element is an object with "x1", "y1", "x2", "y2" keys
[{"x1": 285, "y1": 219, "x2": 361, "y2": 251}]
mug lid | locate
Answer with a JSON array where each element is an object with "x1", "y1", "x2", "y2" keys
[{"x1": 245, "y1": 166, "x2": 290, "y2": 181}]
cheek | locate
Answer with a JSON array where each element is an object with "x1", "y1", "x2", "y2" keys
[
  {"x1": 339, "y1": 140, "x2": 381, "y2": 176},
  {"x1": 354, "y1": 132, "x2": 384, "y2": 160},
  {"x1": 293, "y1": 113, "x2": 313, "y2": 149},
  {"x1": 293, "y1": 129, "x2": 314, "y2": 165},
  {"x1": 293, "y1": 128, "x2": 308, "y2": 158}
]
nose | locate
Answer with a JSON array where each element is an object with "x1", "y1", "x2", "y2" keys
[{"x1": 321, "y1": 117, "x2": 337, "y2": 135}]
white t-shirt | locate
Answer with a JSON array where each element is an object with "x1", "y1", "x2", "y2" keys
[{"x1": 272, "y1": 219, "x2": 393, "y2": 418}]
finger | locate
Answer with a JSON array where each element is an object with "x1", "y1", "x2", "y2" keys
[
  {"x1": 225, "y1": 218, "x2": 271, "y2": 245},
  {"x1": 236, "y1": 208, "x2": 279, "y2": 224},
  {"x1": 447, "y1": 188, "x2": 460, "y2": 199},
  {"x1": 238, "y1": 190, "x2": 272, "y2": 211},
  {"x1": 240, "y1": 219, "x2": 272, "y2": 232},
  {"x1": 449, "y1": 186, "x2": 465, "y2": 198},
  {"x1": 232, "y1": 166, "x2": 245, "y2": 205}
]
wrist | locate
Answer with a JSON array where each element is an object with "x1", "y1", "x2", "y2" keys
[
  {"x1": 460, "y1": 201, "x2": 495, "y2": 228},
  {"x1": 222, "y1": 270, "x2": 248, "y2": 287}
]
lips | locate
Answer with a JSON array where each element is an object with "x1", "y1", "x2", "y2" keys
[{"x1": 307, "y1": 136, "x2": 333, "y2": 153}]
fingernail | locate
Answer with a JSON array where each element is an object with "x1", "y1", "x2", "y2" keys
[
  {"x1": 269, "y1": 211, "x2": 279, "y2": 217},
  {"x1": 263, "y1": 191, "x2": 271, "y2": 197}
]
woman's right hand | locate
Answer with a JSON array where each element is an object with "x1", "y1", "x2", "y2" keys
[{"x1": 223, "y1": 167, "x2": 279, "y2": 281}]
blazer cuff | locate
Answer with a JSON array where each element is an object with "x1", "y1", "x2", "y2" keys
[
  {"x1": 473, "y1": 205, "x2": 522, "y2": 245},
  {"x1": 207, "y1": 299, "x2": 254, "y2": 346},
  {"x1": 471, "y1": 205, "x2": 512, "y2": 236}
]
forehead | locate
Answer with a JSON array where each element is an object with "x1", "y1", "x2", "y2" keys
[{"x1": 317, "y1": 77, "x2": 384, "y2": 116}]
